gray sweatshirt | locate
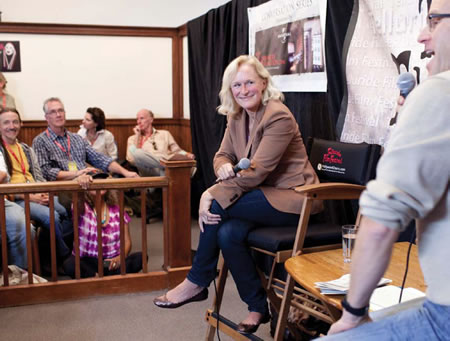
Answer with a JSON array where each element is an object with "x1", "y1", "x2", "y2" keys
[{"x1": 359, "y1": 70, "x2": 450, "y2": 305}]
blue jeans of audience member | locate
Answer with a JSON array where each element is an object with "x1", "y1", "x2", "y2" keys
[
  {"x1": 319, "y1": 300, "x2": 450, "y2": 341},
  {"x1": 1, "y1": 200, "x2": 35, "y2": 269},
  {"x1": 187, "y1": 189, "x2": 299, "y2": 314},
  {"x1": 16, "y1": 196, "x2": 72, "y2": 257}
]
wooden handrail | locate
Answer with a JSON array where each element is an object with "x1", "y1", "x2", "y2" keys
[
  {"x1": 0, "y1": 177, "x2": 169, "y2": 195},
  {"x1": 0, "y1": 159, "x2": 195, "y2": 307}
]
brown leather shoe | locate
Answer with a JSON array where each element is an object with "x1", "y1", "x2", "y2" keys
[
  {"x1": 153, "y1": 288, "x2": 208, "y2": 309},
  {"x1": 237, "y1": 310, "x2": 271, "y2": 334}
]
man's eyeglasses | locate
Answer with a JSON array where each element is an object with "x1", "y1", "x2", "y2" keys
[
  {"x1": 47, "y1": 108, "x2": 65, "y2": 116},
  {"x1": 427, "y1": 13, "x2": 450, "y2": 32},
  {"x1": 152, "y1": 141, "x2": 158, "y2": 150}
]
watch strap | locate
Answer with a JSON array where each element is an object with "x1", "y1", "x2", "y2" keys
[{"x1": 341, "y1": 297, "x2": 369, "y2": 316}]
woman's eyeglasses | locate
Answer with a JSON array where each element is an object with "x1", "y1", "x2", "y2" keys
[{"x1": 427, "y1": 13, "x2": 450, "y2": 32}]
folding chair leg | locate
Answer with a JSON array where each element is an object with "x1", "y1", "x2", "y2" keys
[
  {"x1": 274, "y1": 274, "x2": 295, "y2": 341},
  {"x1": 205, "y1": 256, "x2": 228, "y2": 341},
  {"x1": 256, "y1": 266, "x2": 282, "y2": 313}
]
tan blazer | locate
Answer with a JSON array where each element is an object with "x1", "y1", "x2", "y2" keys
[{"x1": 208, "y1": 100, "x2": 320, "y2": 214}]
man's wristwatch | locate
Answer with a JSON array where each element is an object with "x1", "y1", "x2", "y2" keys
[{"x1": 341, "y1": 297, "x2": 369, "y2": 317}]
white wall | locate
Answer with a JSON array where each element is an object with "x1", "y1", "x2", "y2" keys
[
  {"x1": 0, "y1": 0, "x2": 230, "y2": 119},
  {"x1": 0, "y1": 0, "x2": 230, "y2": 28},
  {"x1": 1, "y1": 33, "x2": 173, "y2": 119}
]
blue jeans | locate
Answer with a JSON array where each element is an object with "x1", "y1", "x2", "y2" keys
[
  {"x1": 187, "y1": 189, "x2": 299, "y2": 314},
  {"x1": 1, "y1": 200, "x2": 35, "y2": 269},
  {"x1": 320, "y1": 300, "x2": 450, "y2": 340},
  {"x1": 16, "y1": 196, "x2": 72, "y2": 257}
]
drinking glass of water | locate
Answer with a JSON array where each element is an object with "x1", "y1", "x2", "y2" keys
[{"x1": 342, "y1": 225, "x2": 358, "y2": 263}]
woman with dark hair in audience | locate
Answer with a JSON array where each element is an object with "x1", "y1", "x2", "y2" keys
[
  {"x1": 78, "y1": 107, "x2": 118, "y2": 160},
  {"x1": 0, "y1": 72, "x2": 16, "y2": 109},
  {"x1": 153, "y1": 55, "x2": 321, "y2": 334}
]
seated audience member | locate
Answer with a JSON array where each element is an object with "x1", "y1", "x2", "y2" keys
[
  {"x1": 126, "y1": 109, "x2": 195, "y2": 176},
  {"x1": 0, "y1": 72, "x2": 16, "y2": 109},
  {"x1": 324, "y1": 2, "x2": 450, "y2": 340},
  {"x1": 153, "y1": 55, "x2": 321, "y2": 335},
  {"x1": 0, "y1": 107, "x2": 72, "y2": 259},
  {"x1": 63, "y1": 182, "x2": 142, "y2": 278},
  {"x1": 32, "y1": 97, "x2": 138, "y2": 189},
  {"x1": 0, "y1": 149, "x2": 34, "y2": 270},
  {"x1": 77, "y1": 107, "x2": 118, "y2": 160}
]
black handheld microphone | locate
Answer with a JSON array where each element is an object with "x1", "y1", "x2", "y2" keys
[
  {"x1": 232, "y1": 158, "x2": 251, "y2": 174},
  {"x1": 390, "y1": 72, "x2": 416, "y2": 126}
]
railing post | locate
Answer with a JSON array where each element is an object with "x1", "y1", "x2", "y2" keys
[{"x1": 160, "y1": 159, "x2": 195, "y2": 270}]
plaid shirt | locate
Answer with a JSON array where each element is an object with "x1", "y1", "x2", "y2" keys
[{"x1": 32, "y1": 127, "x2": 113, "y2": 181}]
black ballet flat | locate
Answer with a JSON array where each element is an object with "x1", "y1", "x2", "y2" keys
[
  {"x1": 153, "y1": 288, "x2": 208, "y2": 309},
  {"x1": 237, "y1": 310, "x2": 271, "y2": 335}
]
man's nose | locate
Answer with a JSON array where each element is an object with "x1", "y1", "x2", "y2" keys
[{"x1": 417, "y1": 26, "x2": 430, "y2": 44}]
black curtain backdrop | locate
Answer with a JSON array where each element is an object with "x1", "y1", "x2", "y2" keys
[{"x1": 188, "y1": 0, "x2": 354, "y2": 214}]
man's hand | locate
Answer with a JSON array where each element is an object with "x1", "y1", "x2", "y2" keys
[
  {"x1": 133, "y1": 125, "x2": 141, "y2": 135},
  {"x1": 75, "y1": 167, "x2": 97, "y2": 177},
  {"x1": 186, "y1": 152, "x2": 195, "y2": 160},
  {"x1": 30, "y1": 193, "x2": 49, "y2": 206},
  {"x1": 396, "y1": 95, "x2": 405, "y2": 113},
  {"x1": 76, "y1": 174, "x2": 93, "y2": 190},
  {"x1": 216, "y1": 162, "x2": 235, "y2": 181},
  {"x1": 198, "y1": 190, "x2": 221, "y2": 232},
  {"x1": 327, "y1": 311, "x2": 370, "y2": 335},
  {"x1": 123, "y1": 170, "x2": 139, "y2": 178}
]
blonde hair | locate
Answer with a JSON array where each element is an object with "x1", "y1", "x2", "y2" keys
[{"x1": 217, "y1": 55, "x2": 284, "y2": 116}]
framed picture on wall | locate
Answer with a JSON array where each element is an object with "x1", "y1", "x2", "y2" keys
[{"x1": 0, "y1": 41, "x2": 21, "y2": 72}]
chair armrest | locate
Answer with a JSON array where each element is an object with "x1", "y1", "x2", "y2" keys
[{"x1": 294, "y1": 182, "x2": 365, "y2": 200}]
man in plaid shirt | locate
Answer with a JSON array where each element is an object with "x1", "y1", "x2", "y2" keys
[{"x1": 33, "y1": 97, "x2": 138, "y2": 189}]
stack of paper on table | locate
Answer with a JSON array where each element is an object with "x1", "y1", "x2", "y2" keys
[
  {"x1": 369, "y1": 286, "x2": 426, "y2": 311},
  {"x1": 315, "y1": 274, "x2": 392, "y2": 295}
]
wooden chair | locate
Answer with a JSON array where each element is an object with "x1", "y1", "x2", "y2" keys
[{"x1": 205, "y1": 138, "x2": 381, "y2": 340}]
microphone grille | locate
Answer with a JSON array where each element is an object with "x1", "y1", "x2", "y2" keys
[
  {"x1": 397, "y1": 72, "x2": 416, "y2": 93},
  {"x1": 239, "y1": 158, "x2": 251, "y2": 170}
]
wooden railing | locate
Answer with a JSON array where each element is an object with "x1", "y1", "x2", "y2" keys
[{"x1": 0, "y1": 159, "x2": 195, "y2": 307}]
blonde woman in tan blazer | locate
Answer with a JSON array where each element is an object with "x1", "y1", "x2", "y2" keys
[{"x1": 154, "y1": 55, "x2": 320, "y2": 334}]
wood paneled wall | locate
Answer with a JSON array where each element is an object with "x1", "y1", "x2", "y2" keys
[{"x1": 18, "y1": 118, "x2": 192, "y2": 161}]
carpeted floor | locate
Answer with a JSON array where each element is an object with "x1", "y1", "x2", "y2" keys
[{"x1": 0, "y1": 218, "x2": 272, "y2": 341}]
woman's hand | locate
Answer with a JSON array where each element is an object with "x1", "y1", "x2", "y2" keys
[
  {"x1": 106, "y1": 256, "x2": 121, "y2": 271},
  {"x1": 30, "y1": 193, "x2": 49, "y2": 206},
  {"x1": 198, "y1": 190, "x2": 221, "y2": 232},
  {"x1": 217, "y1": 162, "x2": 235, "y2": 181}
]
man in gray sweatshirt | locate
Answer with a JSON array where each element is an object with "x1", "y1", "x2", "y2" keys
[{"x1": 324, "y1": 1, "x2": 450, "y2": 340}]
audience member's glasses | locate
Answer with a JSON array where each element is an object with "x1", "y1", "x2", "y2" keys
[
  {"x1": 427, "y1": 13, "x2": 450, "y2": 32},
  {"x1": 47, "y1": 108, "x2": 66, "y2": 115},
  {"x1": 152, "y1": 141, "x2": 158, "y2": 150}
]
